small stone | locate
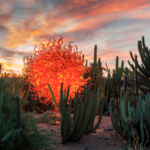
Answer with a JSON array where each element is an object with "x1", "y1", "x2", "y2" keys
[
  {"x1": 55, "y1": 121, "x2": 61, "y2": 125},
  {"x1": 55, "y1": 113, "x2": 61, "y2": 118},
  {"x1": 98, "y1": 136, "x2": 102, "y2": 139},
  {"x1": 108, "y1": 126, "x2": 113, "y2": 131},
  {"x1": 115, "y1": 134, "x2": 119, "y2": 137},
  {"x1": 110, "y1": 133, "x2": 113, "y2": 136},
  {"x1": 106, "y1": 142, "x2": 110, "y2": 145},
  {"x1": 104, "y1": 137, "x2": 109, "y2": 140}
]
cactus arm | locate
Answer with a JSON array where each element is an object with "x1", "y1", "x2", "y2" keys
[
  {"x1": 119, "y1": 89, "x2": 128, "y2": 130},
  {"x1": 73, "y1": 107, "x2": 90, "y2": 141},
  {"x1": 121, "y1": 60, "x2": 124, "y2": 68},
  {"x1": 62, "y1": 108, "x2": 70, "y2": 144},
  {"x1": 88, "y1": 98, "x2": 104, "y2": 134},
  {"x1": 87, "y1": 90, "x2": 98, "y2": 132},
  {"x1": 84, "y1": 85, "x2": 90, "y2": 109},
  {"x1": 116, "y1": 56, "x2": 119, "y2": 70},
  {"x1": 67, "y1": 97, "x2": 72, "y2": 137},
  {"x1": 109, "y1": 98, "x2": 123, "y2": 136},
  {"x1": 140, "y1": 113, "x2": 144, "y2": 144},
  {"x1": 128, "y1": 101, "x2": 131, "y2": 120},
  {"x1": 85, "y1": 92, "x2": 93, "y2": 130},
  {"x1": 47, "y1": 83, "x2": 60, "y2": 112},
  {"x1": 94, "y1": 45, "x2": 97, "y2": 67},
  {"x1": 71, "y1": 101, "x2": 84, "y2": 139},
  {"x1": 73, "y1": 91, "x2": 79, "y2": 119},
  {"x1": 60, "y1": 83, "x2": 64, "y2": 114},
  {"x1": 68, "y1": 103, "x2": 80, "y2": 139},
  {"x1": 138, "y1": 40, "x2": 150, "y2": 71},
  {"x1": 61, "y1": 99, "x2": 67, "y2": 138}
]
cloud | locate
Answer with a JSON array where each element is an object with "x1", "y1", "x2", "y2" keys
[{"x1": 0, "y1": 0, "x2": 150, "y2": 76}]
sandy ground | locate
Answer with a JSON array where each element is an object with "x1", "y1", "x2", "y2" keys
[{"x1": 26, "y1": 111, "x2": 150, "y2": 150}]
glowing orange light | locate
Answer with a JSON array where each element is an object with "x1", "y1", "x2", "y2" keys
[{"x1": 22, "y1": 36, "x2": 92, "y2": 112}]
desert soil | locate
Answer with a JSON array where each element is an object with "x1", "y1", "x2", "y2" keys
[{"x1": 25, "y1": 111, "x2": 150, "y2": 150}]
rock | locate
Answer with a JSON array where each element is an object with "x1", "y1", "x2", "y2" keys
[
  {"x1": 98, "y1": 136, "x2": 102, "y2": 139},
  {"x1": 104, "y1": 126, "x2": 114, "y2": 131},
  {"x1": 55, "y1": 112, "x2": 61, "y2": 118},
  {"x1": 55, "y1": 121, "x2": 61, "y2": 125},
  {"x1": 108, "y1": 126, "x2": 113, "y2": 131},
  {"x1": 104, "y1": 137, "x2": 109, "y2": 140},
  {"x1": 51, "y1": 112, "x2": 61, "y2": 118}
]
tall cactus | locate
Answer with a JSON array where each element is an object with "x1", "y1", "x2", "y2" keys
[
  {"x1": 48, "y1": 82, "x2": 104, "y2": 144},
  {"x1": 110, "y1": 56, "x2": 125, "y2": 99},
  {"x1": 82, "y1": 45, "x2": 107, "y2": 94},
  {"x1": 79, "y1": 45, "x2": 108, "y2": 114},
  {"x1": 128, "y1": 36, "x2": 150, "y2": 96}
]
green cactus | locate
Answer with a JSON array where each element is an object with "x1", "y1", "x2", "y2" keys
[
  {"x1": 48, "y1": 82, "x2": 104, "y2": 143},
  {"x1": 78, "y1": 45, "x2": 108, "y2": 115},
  {"x1": 110, "y1": 56, "x2": 125, "y2": 99},
  {"x1": 0, "y1": 77, "x2": 23, "y2": 149},
  {"x1": 128, "y1": 36, "x2": 150, "y2": 96},
  {"x1": 109, "y1": 74, "x2": 150, "y2": 149}
]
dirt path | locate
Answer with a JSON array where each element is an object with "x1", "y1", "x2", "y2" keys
[
  {"x1": 28, "y1": 111, "x2": 150, "y2": 150},
  {"x1": 48, "y1": 115, "x2": 127, "y2": 150}
]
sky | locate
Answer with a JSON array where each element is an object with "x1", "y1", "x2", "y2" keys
[{"x1": 0, "y1": 0, "x2": 150, "y2": 78}]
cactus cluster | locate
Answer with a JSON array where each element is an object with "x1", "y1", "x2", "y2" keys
[
  {"x1": 128, "y1": 36, "x2": 150, "y2": 96},
  {"x1": 110, "y1": 74, "x2": 150, "y2": 149},
  {"x1": 48, "y1": 82, "x2": 104, "y2": 144}
]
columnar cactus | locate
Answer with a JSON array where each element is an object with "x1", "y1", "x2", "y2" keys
[
  {"x1": 110, "y1": 56, "x2": 124, "y2": 99},
  {"x1": 48, "y1": 82, "x2": 104, "y2": 144},
  {"x1": 128, "y1": 36, "x2": 150, "y2": 96},
  {"x1": 109, "y1": 74, "x2": 150, "y2": 149},
  {"x1": 79, "y1": 45, "x2": 108, "y2": 114}
]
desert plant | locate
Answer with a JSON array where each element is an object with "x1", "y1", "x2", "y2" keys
[
  {"x1": 0, "y1": 77, "x2": 58, "y2": 150},
  {"x1": 48, "y1": 82, "x2": 104, "y2": 144}
]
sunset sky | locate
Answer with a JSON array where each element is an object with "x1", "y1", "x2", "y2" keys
[{"x1": 0, "y1": 0, "x2": 150, "y2": 77}]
